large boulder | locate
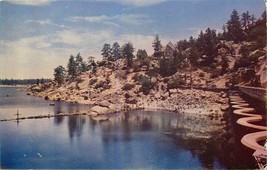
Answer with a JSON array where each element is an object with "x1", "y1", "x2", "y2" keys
[
  {"x1": 89, "y1": 105, "x2": 109, "y2": 115},
  {"x1": 155, "y1": 92, "x2": 161, "y2": 99},
  {"x1": 31, "y1": 85, "x2": 42, "y2": 92},
  {"x1": 108, "y1": 104, "x2": 116, "y2": 110},
  {"x1": 169, "y1": 89, "x2": 177, "y2": 94},
  {"x1": 163, "y1": 92, "x2": 169, "y2": 98},
  {"x1": 99, "y1": 100, "x2": 111, "y2": 107},
  {"x1": 125, "y1": 97, "x2": 137, "y2": 104},
  {"x1": 151, "y1": 77, "x2": 157, "y2": 83}
]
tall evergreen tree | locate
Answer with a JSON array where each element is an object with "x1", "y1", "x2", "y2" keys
[
  {"x1": 54, "y1": 65, "x2": 66, "y2": 85},
  {"x1": 67, "y1": 55, "x2": 78, "y2": 79},
  {"x1": 122, "y1": 42, "x2": 134, "y2": 67},
  {"x1": 177, "y1": 39, "x2": 190, "y2": 51},
  {"x1": 152, "y1": 34, "x2": 162, "y2": 60},
  {"x1": 196, "y1": 28, "x2": 219, "y2": 66},
  {"x1": 75, "y1": 52, "x2": 83, "y2": 74},
  {"x1": 101, "y1": 43, "x2": 112, "y2": 61},
  {"x1": 111, "y1": 42, "x2": 121, "y2": 60},
  {"x1": 241, "y1": 11, "x2": 253, "y2": 34},
  {"x1": 226, "y1": 9, "x2": 244, "y2": 43},
  {"x1": 196, "y1": 30, "x2": 205, "y2": 50}
]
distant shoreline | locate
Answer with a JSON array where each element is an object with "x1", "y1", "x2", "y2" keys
[{"x1": 0, "y1": 85, "x2": 28, "y2": 88}]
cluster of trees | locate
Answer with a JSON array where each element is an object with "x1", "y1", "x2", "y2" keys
[
  {"x1": 0, "y1": 78, "x2": 50, "y2": 85},
  {"x1": 152, "y1": 9, "x2": 265, "y2": 77},
  {"x1": 54, "y1": 53, "x2": 93, "y2": 85},
  {"x1": 101, "y1": 42, "x2": 139, "y2": 68},
  {"x1": 222, "y1": 9, "x2": 266, "y2": 45},
  {"x1": 101, "y1": 42, "x2": 121, "y2": 61}
]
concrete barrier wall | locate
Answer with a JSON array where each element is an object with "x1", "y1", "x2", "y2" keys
[{"x1": 238, "y1": 85, "x2": 266, "y2": 102}]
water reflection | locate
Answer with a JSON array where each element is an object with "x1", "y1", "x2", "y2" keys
[
  {"x1": 89, "y1": 110, "x2": 254, "y2": 169},
  {"x1": 68, "y1": 115, "x2": 86, "y2": 140}
]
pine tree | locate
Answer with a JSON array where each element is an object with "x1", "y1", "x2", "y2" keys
[
  {"x1": 196, "y1": 30, "x2": 205, "y2": 51},
  {"x1": 196, "y1": 28, "x2": 219, "y2": 66},
  {"x1": 122, "y1": 42, "x2": 134, "y2": 67},
  {"x1": 54, "y1": 65, "x2": 66, "y2": 85},
  {"x1": 226, "y1": 9, "x2": 244, "y2": 43},
  {"x1": 67, "y1": 55, "x2": 78, "y2": 79},
  {"x1": 241, "y1": 11, "x2": 251, "y2": 33},
  {"x1": 75, "y1": 52, "x2": 83, "y2": 74},
  {"x1": 101, "y1": 43, "x2": 111, "y2": 61},
  {"x1": 152, "y1": 34, "x2": 162, "y2": 60},
  {"x1": 111, "y1": 42, "x2": 121, "y2": 60}
]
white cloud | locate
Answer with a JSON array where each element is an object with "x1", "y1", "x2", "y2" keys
[
  {"x1": 26, "y1": 19, "x2": 66, "y2": 28},
  {"x1": 0, "y1": 29, "x2": 115, "y2": 78},
  {"x1": 119, "y1": 14, "x2": 152, "y2": 25},
  {"x1": 4, "y1": 0, "x2": 52, "y2": 6},
  {"x1": 53, "y1": 30, "x2": 83, "y2": 45},
  {"x1": 97, "y1": 0, "x2": 167, "y2": 7},
  {"x1": 68, "y1": 15, "x2": 109, "y2": 23},
  {"x1": 0, "y1": 26, "x2": 173, "y2": 79},
  {"x1": 67, "y1": 14, "x2": 151, "y2": 26},
  {"x1": 119, "y1": 0, "x2": 167, "y2": 7}
]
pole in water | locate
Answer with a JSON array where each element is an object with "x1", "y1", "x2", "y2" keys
[
  {"x1": 16, "y1": 109, "x2": 20, "y2": 126},
  {"x1": 16, "y1": 109, "x2": 19, "y2": 119}
]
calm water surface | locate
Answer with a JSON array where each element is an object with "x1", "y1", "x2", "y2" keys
[{"x1": 0, "y1": 87, "x2": 256, "y2": 169}]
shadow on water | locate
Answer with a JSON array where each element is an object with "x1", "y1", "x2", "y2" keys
[{"x1": 53, "y1": 102, "x2": 92, "y2": 126}]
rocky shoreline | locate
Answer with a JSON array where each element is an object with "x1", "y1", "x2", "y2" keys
[
  {"x1": 29, "y1": 82, "x2": 229, "y2": 122},
  {"x1": 27, "y1": 60, "x2": 230, "y2": 122}
]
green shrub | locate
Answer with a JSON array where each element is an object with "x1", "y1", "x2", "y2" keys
[
  {"x1": 122, "y1": 83, "x2": 135, "y2": 91},
  {"x1": 147, "y1": 67, "x2": 159, "y2": 77},
  {"x1": 167, "y1": 77, "x2": 185, "y2": 89},
  {"x1": 163, "y1": 78, "x2": 169, "y2": 83},
  {"x1": 210, "y1": 69, "x2": 220, "y2": 79},
  {"x1": 234, "y1": 58, "x2": 251, "y2": 70},
  {"x1": 139, "y1": 77, "x2": 155, "y2": 95},
  {"x1": 240, "y1": 43, "x2": 258, "y2": 57},
  {"x1": 210, "y1": 63, "x2": 218, "y2": 69},
  {"x1": 199, "y1": 72, "x2": 205, "y2": 77},
  {"x1": 133, "y1": 73, "x2": 143, "y2": 83},
  {"x1": 89, "y1": 78, "x2": 97, "y2": 85}
]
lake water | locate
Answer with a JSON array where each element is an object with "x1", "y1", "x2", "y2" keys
[{"x1": 0, "y1": 87, "x2": 256, "y2": 169}]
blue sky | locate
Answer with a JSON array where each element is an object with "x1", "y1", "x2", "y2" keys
[{"x1": 0, "y1": 0, "x2": 265, "y2": 79}]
